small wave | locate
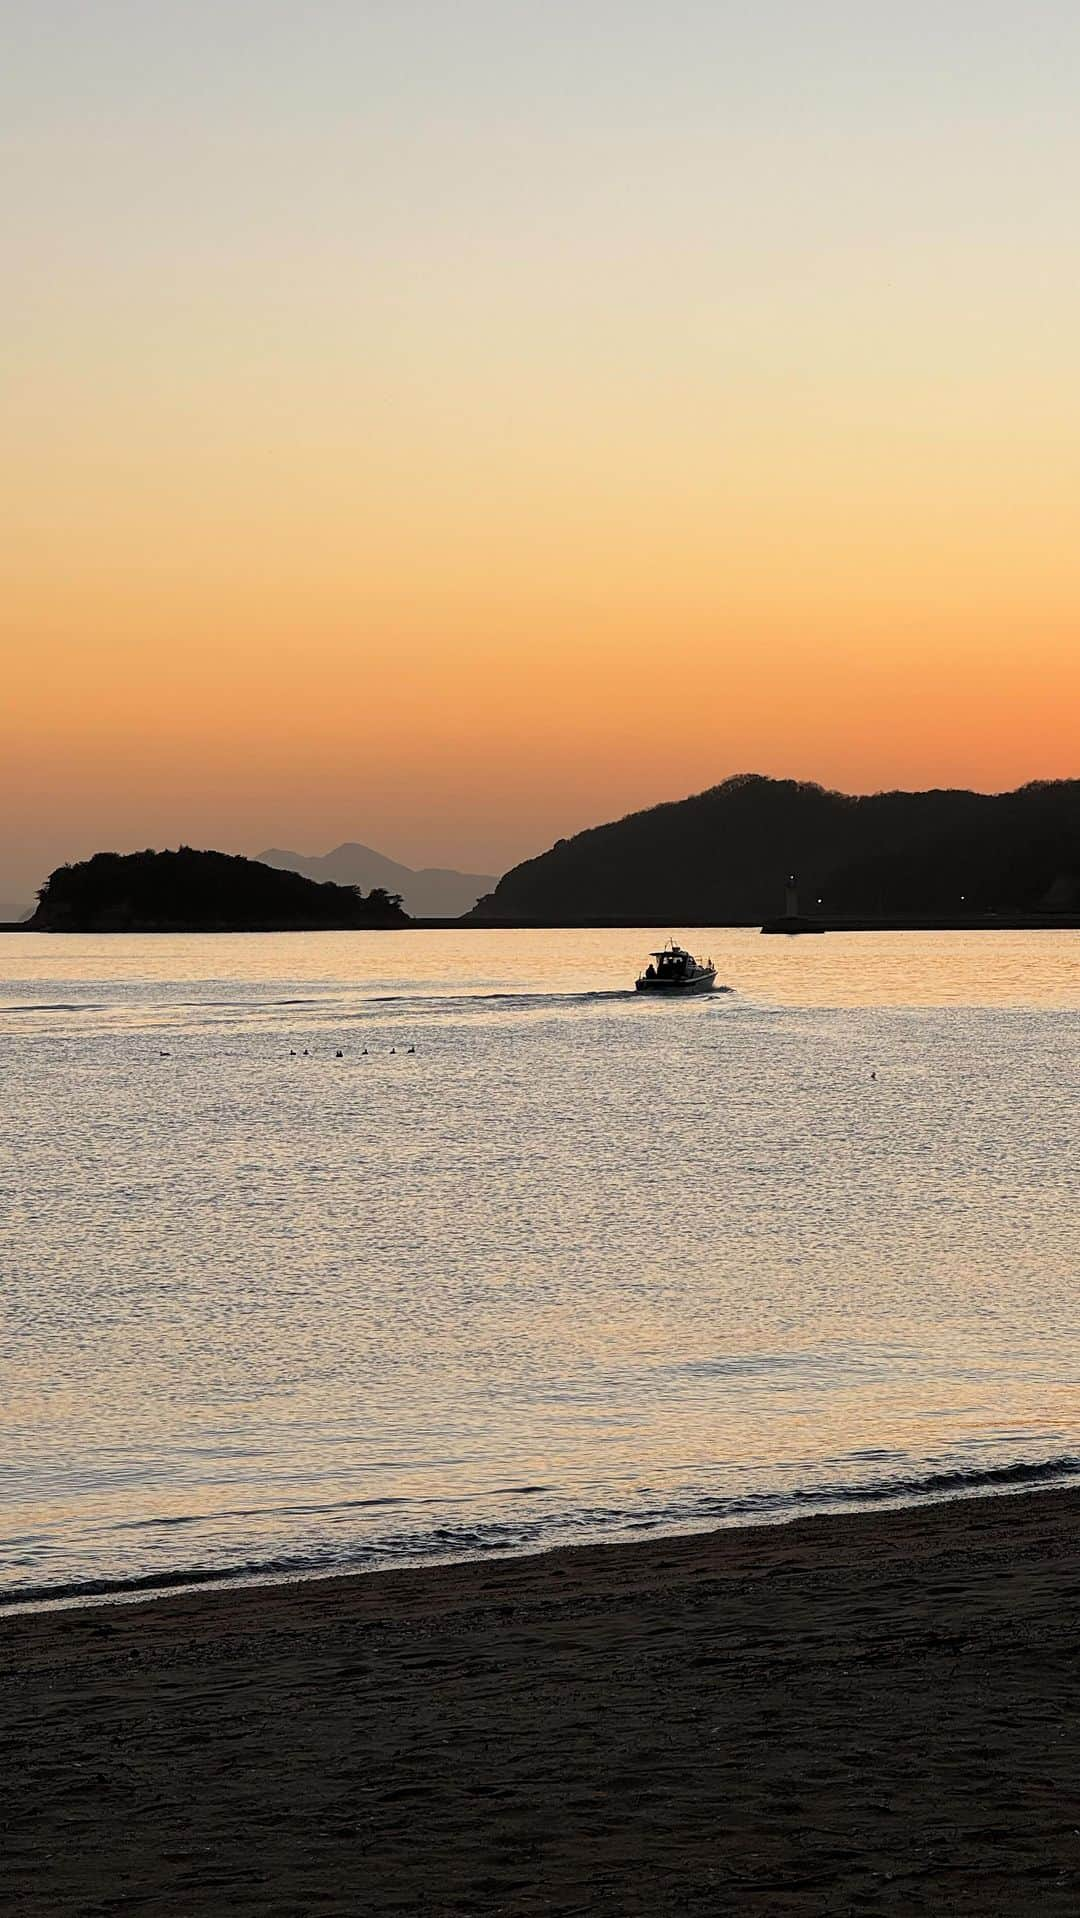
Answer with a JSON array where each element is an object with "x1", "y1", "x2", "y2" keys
[
  {"x1": 177, "y1": 996, "x2": 329, "y2": 1008},
  {"x1": 2, "y1": 1002, "x2": 104, "y2": 1014},
  {"x1": 112, "y1": 1482, "x2": 554, "y2": 1532},
  {"x1": 1, "y1": 1556, "x2": 332, "y2": 1608},
  {"x1": 831, "y1": 1452, "x2": 1080, "y2": 1502}
]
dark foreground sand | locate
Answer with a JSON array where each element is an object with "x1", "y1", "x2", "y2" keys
[{"x1": 4, "y1": 1488, "x2": 1080, "y2": 1915}]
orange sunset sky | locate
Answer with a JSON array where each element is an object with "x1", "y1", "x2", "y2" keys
[{"x1": 4, "y1": 3, "x2": 1079, "y2": 905}]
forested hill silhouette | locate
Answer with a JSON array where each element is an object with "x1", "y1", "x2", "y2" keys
[
  {"x1": 468, "y1": 776, "x2": 1080, "y2": 923},
  {"x1": 30, "y1": 849, "x2": 410, "y2": 932}
]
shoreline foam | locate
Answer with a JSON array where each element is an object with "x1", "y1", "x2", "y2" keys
[{"x1": 6, "y1": 1447, "x2": 1080, "y2": 1616}]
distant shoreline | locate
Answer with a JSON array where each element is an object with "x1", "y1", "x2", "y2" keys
[
  {"x1": 0, "y1": 917, "x2": 408, "y2": 935},
  {"x1": 448, "y1": 914, "x2": 1080, "y2": 932},
  {"x1": 3, "y1": 914, "x2": 1078, "y2": 934},
  {"x1": 757, "y1": 911, "x2": 1080, "y2": 934}
]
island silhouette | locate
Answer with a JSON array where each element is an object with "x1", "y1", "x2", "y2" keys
[
  {"x1": 468, "y1": 775, "x2": 1080, "y2": 926},
  {"x1": 11, "y1": 777, "x2": 1080, "y2": 932},
  {"x1": 28, "y1": 848, "x2": 410, "y2": 933}
]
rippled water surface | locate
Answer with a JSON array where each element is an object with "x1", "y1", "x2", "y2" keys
[{"x1": 2, "y1": 928, "x2": 1077, "y2": 1605}]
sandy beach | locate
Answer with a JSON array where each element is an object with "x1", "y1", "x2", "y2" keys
[{"x1": 4, "y1": 1486, "x2": 1079, "y2": 1914}]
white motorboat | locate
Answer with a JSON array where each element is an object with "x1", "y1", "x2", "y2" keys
[{"x1": 634, "y1": 940, "x2": 716, "y2": 994}]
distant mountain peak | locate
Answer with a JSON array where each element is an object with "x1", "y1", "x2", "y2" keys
[{"x1": 258, "y1": 842, "x2": 498, "y2": 920}]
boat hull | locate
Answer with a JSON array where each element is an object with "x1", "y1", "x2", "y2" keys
[{"x1": 635, "y1": 968, "x2": 716, "y2": 994}]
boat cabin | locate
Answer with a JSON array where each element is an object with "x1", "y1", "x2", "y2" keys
[{"x1": 643, "y1": 945, "x2": 694, "y2": 981}]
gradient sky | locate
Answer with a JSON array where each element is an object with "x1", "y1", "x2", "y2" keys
[{"x1": 4, "y1": 2, "x2": 1079, "y2": 902}]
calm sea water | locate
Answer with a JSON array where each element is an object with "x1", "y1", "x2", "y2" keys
[{"x1": 1, "y1": 929, "x2": 1077, "y2": 1607}]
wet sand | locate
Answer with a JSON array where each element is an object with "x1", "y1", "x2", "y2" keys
[{"x1": 4, "y1": 1486, "x2": 1080, "y2": 1915}]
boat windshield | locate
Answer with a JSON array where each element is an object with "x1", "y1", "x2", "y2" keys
[{"x1": 650, "y1": 948, "x2": 690, "y2": 976}]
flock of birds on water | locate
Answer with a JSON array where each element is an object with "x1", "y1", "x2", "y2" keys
[
  {"x1": 312, "y1": 1046, "x2": 415, "y2": 1058},
  {"x1": 157, "y1": 1045, "x2": 417, "y2": 1058}
]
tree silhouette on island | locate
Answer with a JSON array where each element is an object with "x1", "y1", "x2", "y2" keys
[
  {"x1": 468, "y1": 775, "x2": 1080, "y2": 926},
  {"x1": 29, "y1": 848, "x2": 409, "y2": 933}
]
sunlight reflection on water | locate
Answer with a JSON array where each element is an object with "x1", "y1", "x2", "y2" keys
[{"x1": 1, "y1": 929, "x2": 1077, "y2": 1603}]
